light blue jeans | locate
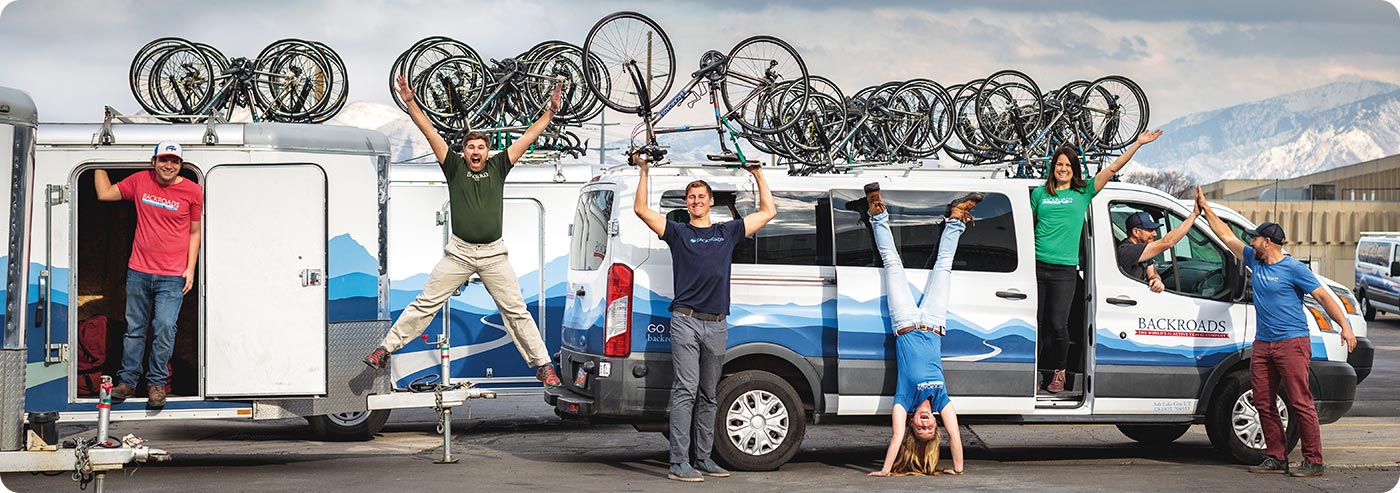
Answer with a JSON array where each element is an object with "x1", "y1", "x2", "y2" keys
[
  {"x1": 871, "y1": 212, "x2": 966, "y2": 332},
  {"x1": 118, "y1": 269, "x2": 185, "y2": 389}
]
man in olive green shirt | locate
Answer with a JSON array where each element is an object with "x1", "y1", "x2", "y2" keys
[{"x1": 363, "y1": 74, "x2": 564, "y2": 388}]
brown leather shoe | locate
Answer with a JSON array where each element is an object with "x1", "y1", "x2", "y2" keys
[
  {"x1": 1047, "y1": 369, "x2": 1066, "y2": 393},
  {"x1": 947, "y1": 192, "x2": 985, "y2": 223},
  {"x1": 864, "y1": 182, "x2": 886, "y2": 216},
  {"x1": 110, "y1": 384, "x2": 136, "y2": 402},
  {"x1": 147, "y1": 386, "x2": 167, "y2": 408}
]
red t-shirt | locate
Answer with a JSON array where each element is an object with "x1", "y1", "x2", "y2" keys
[{"x1": 116, "y1": 171, "x2": 203, "y2": 276}]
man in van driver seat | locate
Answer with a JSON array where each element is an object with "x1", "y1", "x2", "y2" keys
[
  {"x1": 1116, "y1": 206, "x2": 1199, "y2": 292},
  {"x1": 631, "y1": 151, "x2": 776, "y2": 482},
  {"x1": 363, "y1": 75, "x2": 565, "y2": 389},
  {"x1": 93, "y1": 141, "x2": 203, "y2": 408},
  {"x1": 1197, "y1": 187, "x2": 1355, "y2": 478}
]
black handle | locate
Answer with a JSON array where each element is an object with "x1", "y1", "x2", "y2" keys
[
  {"x1": 995, "y1": 290, "x2": 1028, "y2": 300},
  {"x1": 1107, "y1": 296, "x2": 1137, "y2": 306},
  {"x1": 576, "y1": 288, "x2": 586, "y2": 297}
]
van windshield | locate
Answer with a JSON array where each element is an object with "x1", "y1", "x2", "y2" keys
[{"x1": 570, "y1": 189, "x2": 614, "y2": 271}]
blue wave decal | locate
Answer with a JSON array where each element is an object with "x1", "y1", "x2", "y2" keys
[
  {"x1": 328, "y1": 234, "x2": 380, "y2": 322},
  {"x1": 1094, "y1": 329, "x2": 1240, "y2": 367}
]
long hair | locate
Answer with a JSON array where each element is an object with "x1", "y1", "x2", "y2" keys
[
  {"x1": 1044, "y1": 145, "x2": 1087, "y2": 196},
  {"x1": 890, "y1": 420, "x2": 942, "y2": 476}
]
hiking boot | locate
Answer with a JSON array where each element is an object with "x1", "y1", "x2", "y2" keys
[
  {"x1": 668, "y1": 462, "x2": 704, "y2": 482},
  {"x1": 362, "y1": 346, "x2": 390, "y2": 369},
  {"x1": 1288, "y1": 460, "x2": 1324, "y2": 477},
  {"x1": 1047, "y1": 369, "x2": 1066, "y2": 393},
  {"x1": 536, "y1": 365, "x2": 562, "y2": 388},
  {"x1": 1248, "y1": 456, "x2": 1288, "y2": 474},
  {"x1": 946, "y1": 192, "x2": 985, "y2": 223},
  {"x1": 864, "y1": 182, "x2": 885, "y2": 215},
  {"x1": 694, "y1": 458, "x2": 731, "y2": 477},
  {"x1": 110, "y1": 384, "x2": 136, "y2": 402},
  {"x1": 147, "y1": 386, "x2": 167, "y2": 408}
]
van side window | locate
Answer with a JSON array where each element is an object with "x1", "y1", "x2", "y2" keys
[
  {"x1": 1358, "y1": 240, "x2": 1390, "y2": 267},
  {"x1": 733, "y1": 191, "x2": 832, "y2": 266},
  {"x1": 1109, "y1": 201, "x2": 1228, "y2": 299},
  {"x1": 569, "y1": 189, "x2": 614, "y2": 271},
  {"x1": 830, "y1": 189, "x2": 1017, "y2": 273}
]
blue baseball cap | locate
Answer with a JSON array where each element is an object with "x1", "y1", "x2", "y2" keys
[
  {"x1": 1246, "y1": 221, "x2": 1286, "y2": 245},
  {"x1": 1124, "y1": 211, "x2": 1161, "y2": 231}
]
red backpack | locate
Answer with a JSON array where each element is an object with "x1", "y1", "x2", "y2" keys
[{"x1": 77, "y1": 315, "x2": 109, "y2": 396}]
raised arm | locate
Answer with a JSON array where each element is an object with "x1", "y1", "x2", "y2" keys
[
  {"x1": 868, "y1": 407, "x2": 907, "y2": 477},
  {"x1": 396, "y1": 74, "x2": 448, "y2": 164},
  {"x1": 1094, "y1": 129, "x2": 1163, "y2": 193},
  {"x1": 633, "y1": 153, "x2": 667, "y2": 238},
  {"x1": 507, "y1": 82, "x2": 562, "y2": 164},
  {"x1": 1138, "y1": 206, "x2": 1200, "y2": 263},
  {"x1": 1310, "y1": 285, "x2": 1357, "y2": 352},
  {"x1": 1196, "y1": 186, "x2": 1245, "y2": 259},
  {"x1": 742, "y1": 166, "x2": 777, "y2": 236},
  {"x1": 93, "y1": 169, "x2": 123, "y2": 201}
]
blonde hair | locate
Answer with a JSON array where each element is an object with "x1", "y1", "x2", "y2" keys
[{"x1": 890, "y1": 420, "x2": 942, "y2": 476}]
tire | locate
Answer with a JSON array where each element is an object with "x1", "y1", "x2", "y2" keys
[
  {"x1": 307, "y1": 409, "x2": 391, "y2": 441},
  {"x1": 1359, "y1": 292, "x2": 1377, "y2": 321},
  {"x1": 721, "y1": 35, "x2": 810, "y2": 135},
  {"x1": 1117, "y1": 424, "x2": 1190, "y2": 445},
  {"x1": 711, "y1": 370, "x2": 806, "y2": 471},
  {"x1": 582, "y1": 11, "x2": 675, "y2": 114},
  {"x1": 1205, "y1": 371, "x2": 1299, "y2": 464}
]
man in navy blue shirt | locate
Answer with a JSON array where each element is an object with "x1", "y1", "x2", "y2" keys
[
  {"x1": 632, "y1": 152, "x2": 776, "y2": 482},
  {"x1": 1198, "y1": 187, "x2": 1355, "y2": 478}
]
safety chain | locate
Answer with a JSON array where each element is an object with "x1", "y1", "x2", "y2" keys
[{"x1": 71, "y1": 437, "x2": 95, "y2": 489}]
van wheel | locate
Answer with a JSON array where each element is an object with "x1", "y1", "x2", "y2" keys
[
  {"x1": 307, "y1": 409, "x2": 391, "y2": 441},
  {"x1": 712, "y1": 370, "x2": 806, "y2": 471},
  {"x1": 1359, "y1": 292, "x2": 1377, "y2": 321},
  {"x1": 1205, "y1": 371, "x2": 1298, "y2": 464},
  {"x1": 1116, "y1": 424, "x2": 1190, "y2": 445}
]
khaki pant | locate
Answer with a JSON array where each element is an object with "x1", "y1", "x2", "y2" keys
[{"x1": 380, "y1": 237, "x2": 549, "y2": 367}]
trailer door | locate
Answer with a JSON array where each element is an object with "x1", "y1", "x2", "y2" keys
[{"x1": 204, "y1": 164, "x2": 327, "y2": 397}]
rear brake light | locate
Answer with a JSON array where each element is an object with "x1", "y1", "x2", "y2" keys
[
  {"x1": 604, "y1": 263, "x2": 634, "y2": 357},
  {"x1": 1306, "y1": 306, "x2": 1333, "y2": 332}
]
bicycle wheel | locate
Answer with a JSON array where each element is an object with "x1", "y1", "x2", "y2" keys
[
  {"x1": 253, "y1": 39, "x2": 334, "y2": 121},
  {"x1": 721, "y1": 35, "x2": 809, "y2": 135},
  {"x1": 581, "y1": 11, "x2": 675, "y2": 114},
  {"x1": 1081, "y1": 75, "x2": 1148, "y2": 151},
  {"x1": 149, "y1": 43, "x2": 216, "y2": 121},
  {"x1": 303, "y1": 40, "x2": 348, "y2": 123},
  {"x1": 890, "y1": 78, "x2": 953, "y2": 158},
  {"x1": 519, "y1": 41, "x2": 596, "y2": 124},
  {"x1": 415, "y1": 55, "x2": 488, "y2": 126},
  {"x1": 976, "y1": 70, "x2": 1043, "y2": 148}
]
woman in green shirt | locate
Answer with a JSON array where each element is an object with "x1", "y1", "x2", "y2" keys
[{"x1": 1032, "y1": 130, "x2": 1162, "y2": 393}]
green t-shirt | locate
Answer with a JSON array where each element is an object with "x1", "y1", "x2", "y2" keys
[
  {"x1": 441, "y1": 150, "x2": 511, "y2": 244},
  {"x1": 1031, "y1": 177, "x2": 1098, "y2": 266}
]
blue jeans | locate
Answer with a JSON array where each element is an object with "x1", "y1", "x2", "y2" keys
[
  {"x1": 871, "y1": 212, "x2": 966, "y2": 332},
  {"x1": 118, "y1": 269, "x2": 186, "y2": 389}
]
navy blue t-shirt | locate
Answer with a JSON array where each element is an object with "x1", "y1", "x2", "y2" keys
[
  {"x1": 1243, "y1": 246, "x2": 1321, "y2": 342},
  {"x1": 661, "y1": 219, "x2": 747, "y2": 315}
]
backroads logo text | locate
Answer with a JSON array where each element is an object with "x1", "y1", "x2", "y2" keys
[{"x1": 1135, "y1": 318, "x2": 1230, "y2": 338}]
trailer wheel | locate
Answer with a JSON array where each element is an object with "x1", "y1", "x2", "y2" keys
[
  {"x1": 308, "y1": 409, "x2": 390, "y2": 441},
  {"x1": 1205, "y1": 371, "x2": 1298, "y2": 464},
  {"x1": 711, "y1": 370, "x2": 806, "y2": 471},
  {"x1": 1116, "y1": 424, "x2": 1190, "y2": 445}
]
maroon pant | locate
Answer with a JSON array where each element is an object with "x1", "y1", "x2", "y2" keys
[{"x1": 1251, "y1": 336, "x2": 1322, "y2": 463}]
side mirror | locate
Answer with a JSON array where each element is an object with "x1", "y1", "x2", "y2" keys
[
  {"x1": 1228, "y1": 256, "x2": 1251, "y2": 303},
  {"x1": 1391, "y1": 261, "x2": 1400, "y2": 278}
]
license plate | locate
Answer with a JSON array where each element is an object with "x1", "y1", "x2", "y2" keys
[{"x1": 574, "y1": 366, "x2": 588, "y2": 389}]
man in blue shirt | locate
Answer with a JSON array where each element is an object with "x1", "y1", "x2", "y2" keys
[
  {"x1": 632, "y1": 151, "x2": 776, "y2": 482},
  {"x1": 1198, "y1": 187, "x2": 1355, "y2": 478}
]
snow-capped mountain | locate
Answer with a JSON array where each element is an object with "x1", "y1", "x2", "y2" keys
[{"x1": 1131, "y1": 79, "x2": 1400, "y2": 180}]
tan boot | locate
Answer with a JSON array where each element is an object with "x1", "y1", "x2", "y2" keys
[
  {"x1": 864, "y1": 182, "x2": 885, "y2": 216},
  {"x1": 147, "y1": 386, "x2": 167, "y2": 408},
  {"x1": 1047, "y1": 369, "x2": 1066, "y2": 393}
]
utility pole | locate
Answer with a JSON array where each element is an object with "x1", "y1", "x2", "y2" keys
[{"x1": 581, "y1": 111, "x2": 621, "y2": 165}]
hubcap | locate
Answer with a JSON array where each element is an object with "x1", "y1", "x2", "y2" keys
[
  {"x1": 326, "y1": 411, "x2": 370, "y2": 427},
  {"x1": 1231, "y1": 389, "x2": 1290, "y2": 450},
  {"x1": 725, "y1": 389, "x2": 789, "y2": 456}
]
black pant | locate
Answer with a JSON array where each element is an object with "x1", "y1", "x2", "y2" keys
[{"x1": 1036, "y1": 261, "x2": 1078, "y2": 370}]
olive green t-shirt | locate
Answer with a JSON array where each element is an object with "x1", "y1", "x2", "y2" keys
[
  {"x1": 1030, "y1": 177, "x2": 1098, "y2": 266},
  {"x1": 441, "y1": 150, "x2": 511, "y2": 244}
]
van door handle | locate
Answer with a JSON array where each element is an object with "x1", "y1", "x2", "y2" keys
[
  {"x1": 576, "y1": 288, "x2": 586, "y2": 297},
  {"x1": 995, "y1": 290, "x2": 1027, "y2": 300},
  {"x1": 1107, "y1": 296, "x2": 1137, "y2": 306}
]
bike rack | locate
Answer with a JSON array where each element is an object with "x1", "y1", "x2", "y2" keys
[{"x1": 96, "y1": 106, "x2": 225, "y2": 146}]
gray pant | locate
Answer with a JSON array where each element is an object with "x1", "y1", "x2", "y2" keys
[{"x1": 667, "y1": 311, "x2": 727, "y2": 465}]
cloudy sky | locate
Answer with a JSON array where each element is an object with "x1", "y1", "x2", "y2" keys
[{"x1": 2, "y1": 0, "x2": 1399, "y2": 128}]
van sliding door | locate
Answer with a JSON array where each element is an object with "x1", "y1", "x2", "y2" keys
[{"x1": 204, "y1": 164, "x2": 327, "y2": 397}]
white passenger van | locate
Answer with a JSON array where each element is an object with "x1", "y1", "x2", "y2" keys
[
  {"x1": 546, "y1": 164, "x2": 1360, "y2": 470},
  {"x1": 1356, "y1": 233, "x2": 1400, "y2": 321}
]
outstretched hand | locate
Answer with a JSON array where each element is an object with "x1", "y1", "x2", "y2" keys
[
  {"x1": 549, "y1": 81, "x2": 563, "y2": 113},
  {"x1": 867, "y1": 470, "x2": 891, "y2": 477},
  {"x1": 1136, "y1": 129, "x2": 1163, "y2": 145},
  {"x1": 395, "y1": 74, "x2": 414, "y2": 103}
]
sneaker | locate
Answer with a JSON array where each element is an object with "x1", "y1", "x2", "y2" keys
[
  {"x1": 147, "y1": 386, "x2": 167, "y2": 408},
  {"x1": 946, "y1": 192, "x2": 985, "y2": 223},
  {"x1": 693, "y1": 458, "x2": 731, "y2": 477},
  {"x1": 1047, "y1": 369, "x2": 1066, "y2": 393},
  {"x1": 109, "y1": 384, "x2": 136, "y2": 402},
  {"x1": 362, "y1": 346, "x2": 390, "y2": 369},
  {"x1": 668, "y1": 462, "x2": 705, "y2": 482},
  {"x1": 1288, "y1": 460, "x2": 1324, "y2": 477},
  {"x1": 1248, "y1": 456, "x2": 1288, "y2": 474},
  {"x1": 864, "y1": 182, "x2": 885, "y2": 215},
  {"x1": 536, "y1": 365, "x2": 562, "y2": 388}
]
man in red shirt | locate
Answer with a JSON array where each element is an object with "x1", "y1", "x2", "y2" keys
[{"x1": 94, "y1": 141, "x2": 203, "y2": 408}]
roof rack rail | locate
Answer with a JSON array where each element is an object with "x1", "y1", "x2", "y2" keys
[{"x1": 98, "y1": 105, "x2": 227, "y2": 146}]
